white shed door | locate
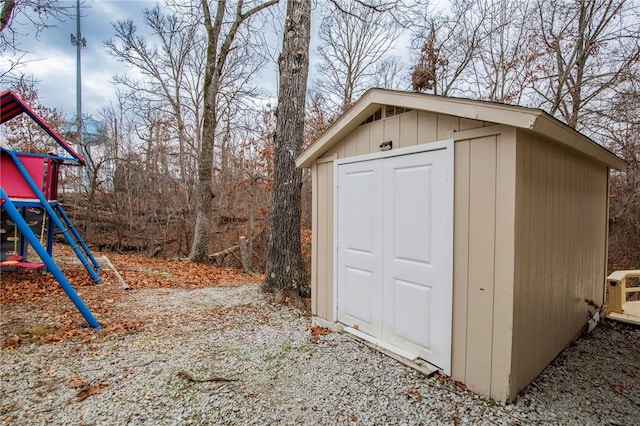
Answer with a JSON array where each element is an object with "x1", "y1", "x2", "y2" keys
[{"x1": 337, "y1": 148, "x2": 452, "y2": 373}]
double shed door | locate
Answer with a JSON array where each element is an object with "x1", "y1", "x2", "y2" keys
[{"x1": 336, "y1": 147, "x2": 452, "y2": 373}]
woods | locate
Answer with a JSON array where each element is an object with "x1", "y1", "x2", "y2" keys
[{"x1": 1, "y1": 0, "x2": 639, "y2": 291}]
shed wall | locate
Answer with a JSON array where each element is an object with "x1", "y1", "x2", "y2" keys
[
  {"x1": 320, "y1": 110, "x2": 488, "y2": 160},
  {"x1": 450, "y1": 126, "x2": 517, "y2": 402},
  {"x1": 312, "y1": 110, "x2": 487, "y2": 319},
  {"x1": 510, "y1": 130, "x2": 608, "y2": 397}
]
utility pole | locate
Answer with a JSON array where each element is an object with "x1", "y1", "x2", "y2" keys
[{"x1": 70, "y1": 0, "x2": 86, "y2": 189}]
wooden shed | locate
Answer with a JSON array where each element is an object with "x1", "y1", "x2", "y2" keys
[{"x1": 296, "y1": 89, "x2": 627, "y2": 402}]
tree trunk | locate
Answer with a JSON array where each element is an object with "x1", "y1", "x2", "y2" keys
[
  {"x1": 190, "y1": 0, "x2": 277, "y2": 263},
  {"x1": 262, "y1": 0, "x2": 311, "y2": 303}
]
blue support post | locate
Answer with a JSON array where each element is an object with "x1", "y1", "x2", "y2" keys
[
  {"x1": 1, "y1": 148, "x2": 101, "y2": 283},
  {"x1": 0, "y1": 189, "x2": 100, "y2": 328}
]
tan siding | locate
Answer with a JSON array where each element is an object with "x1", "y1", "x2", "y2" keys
[
  {"x1": 356, "y1": 125, "x2": 370, "y2": 155},
  {"x1": 491, "y1": 128, "x2": 517, "y2": 401},
  {"x1": 369, "y1": 121, "x2": 384, "y2": 152},
  {"x1": 417, "y1": 111, "x2": 438, "y2": 142},
  {"x1": 453, "y1": 130, "x2": 517, "y2": 401},
  {"x1": 383, "y1": 116, "x2": 400, "y2": 147},
  {"x1": 399, "y1": 111, "x2": 418, "y2": 148},
  {"x1": 325, "y1": 109, "x2": 472, "y2": 159},
  {"x1": 311, "y1": 163, "x2": 318, "y2": 315},
  {"x1": 315, "y1": 160, "x2": 334, "y2": 319},
  {"x1": 511, "y1": 130, "x2": 608, "y2": 397},
  {"x1": 343, "y1": 131, "x2": 357, "y2": 158},
  {"x1": 452, "y1": 140, "x2": 470, "y2": 384},
  {"x1": 464, "y1": 135, "x2": 497, "y2": 397},
  {"x1": 437, "y1": 114, "x2": 460, "y2": 140}
]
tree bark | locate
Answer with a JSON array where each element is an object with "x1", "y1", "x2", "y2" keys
[
  {"x1": 262, "y1": 0, "x2": 311, "y2": 303},
  {"x1": 0, "y1": 0, "x2": 15, "y2": 34}
]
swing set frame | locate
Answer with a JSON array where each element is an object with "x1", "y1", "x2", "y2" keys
[{"x1": 1, "y1": 89, "x2": 102, "y2": 328}]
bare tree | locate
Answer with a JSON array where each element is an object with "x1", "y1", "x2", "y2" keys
[
  {"x1": 190, "y1": 0, "x2": 278, "y2": 263},
  {"x1": 262, "y1": 0, "x2": 311, "y2": 303},
  {"x1": 594, "y1": 83, "x2": 640, "y2": 269},
  {"x1": 314, "y1": 0, "x2": 400, "y2": 110},
  {"x1": 531, "y1": 0, "x2": 640, "y2": 129},
  {"x1": 468, "y1": 0, "x2": 537, "y2": 104},
  {"x1": 105, "y1": 4, "x2": 202, "y2": 203},
  {"x1": 0, "y1": 0, "x2": 75, "y2": 82},
  {"x1": 411, "y1": 0, "x2": 492, "y2": 96}
]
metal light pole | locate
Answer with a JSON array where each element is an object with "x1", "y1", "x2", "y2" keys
[{"x1": 70, "y1": 0, "x2": 86, "y2": 188}]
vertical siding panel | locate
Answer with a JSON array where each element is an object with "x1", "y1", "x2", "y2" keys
[
  {"x1": 577, "y1": 158, "x2": 587, "y2": 327},
  {"x1": 514, "y1": 132, "x2": 532, "y2": 394},
  {"x1": 369, "y1": 121, "x2": 384, "y2": 152},
  {"x1": 550, "y1": 144, "x2": 563, "y2": 357},
  {"x1": 560, "y1": 151, "x2": 571, "y2": 347},
  {"x1": 510, "y1": 138, "x2": 522, "y2": 398},
  {"x1": 542, "y1": 142, "x2": 555, "y2": 363},
  {"x1": 600, "y1": 168, "x2": 608, "y2": 300},
  {"x1": 417, "y1": 111, "x2": 437, "y2": 143},
  {"x1": 316, "y1": 162, "x2": 329, "y2": 319},
  {"x1": 384, "y1": 116, "x2": 400, "y2": 148},
  {"x1": 311, "y1": 163, "x2": 319, "y2": 315},
  {"x1": 533, "y1": 139, "x2": 547, "y2": 376},
  {"x1": 525, "y1": 133, "x2": 538, "y2": 382},
  {"x1": 465, "y1": 136, "x2": 497, "y2": 397},
  {"x1": 437, "y1": 114, "x2": 460, "y2": 140},
  {"x1": 567, "y1": 154, "x2": 578, "y2": 334},
  {"x1": 596, "y1": 167, "x2": 607, "y2": 304},
  {"x1": 452, "y1": 140, "x2": 470, "y2": 383},
  {"x1": 399, "y1": 111, "x2": 418, "y2": 148},
  {"x1": 491, "y1": 129, "x2": 517, "y2": 401},
  {"x1": 590, "y1": 166, "x2": 599, "y2": 304},
  {"x1": 343, "y1": 131, "x2": 357, "y2": 158},
  {"x1": 326, "y1": 162, "x2": 335, "y2": 319},
  {"x1": 356, "y1": 125, "x2": 370, "y2": 155}
]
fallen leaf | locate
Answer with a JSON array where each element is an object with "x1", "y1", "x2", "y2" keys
[
  {"x1": 308, "y1": 325, "x2": 332, "y2": 343},
  {"x1": 76, "y1": 383, "x2": 109, "y2": 401},
  {"x1": 624, "y1": 369, "x2": 635, "y2": 378},
  {"x1": 406, "y1": 390, "x2": 422, "y2": 401},
  {"x1": 67, "y1": 377, "x2": 87, "y2": 389}
]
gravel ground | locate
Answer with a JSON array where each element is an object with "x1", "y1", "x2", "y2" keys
[{"x1": 1, "y1": 281, "x2": 639, "y2": 425}]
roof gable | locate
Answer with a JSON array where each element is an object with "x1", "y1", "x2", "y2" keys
[
  {"x1": 1, "y1": 89, "x2": 85, "y2": 165},
  {"x1": 296, "y1": 89, "x2": 626, "y2": 170}
]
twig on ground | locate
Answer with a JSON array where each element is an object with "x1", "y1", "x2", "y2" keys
[{"x1": 177, "y1": 370, "x2": 238, "y2": 383}]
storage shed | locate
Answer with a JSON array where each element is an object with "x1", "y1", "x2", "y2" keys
[{"x1": 296, "y1": 89, "x2": 627, "y2": 402}]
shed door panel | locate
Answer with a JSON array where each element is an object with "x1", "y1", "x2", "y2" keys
[
  {"x1": 382, "y1": 150, "x2": 450, "y2": 365},
  {"x1": 336, "y1": 148, "x2": 452, "y2": 372},
  {"x1": 336, "y1": 161, "x2": 383, "y2": 337}
]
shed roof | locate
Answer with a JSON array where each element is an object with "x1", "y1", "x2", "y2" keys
[
  {"x1": 296, "y1": 89, "x2": 627, "y2": 170},
  {"x1": 0, "y1": 89, "x2": 85, "y2": 165}
]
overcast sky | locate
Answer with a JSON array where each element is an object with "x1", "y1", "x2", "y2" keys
[
  {"x1": 5, "y1": 0, "x2": 416, "y2": 121},
  {"x1": 5, "y1": 0, "x2": 287, "y2": 119}
]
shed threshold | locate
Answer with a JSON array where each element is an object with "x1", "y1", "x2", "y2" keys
[{"x1": 312, "y1": 316, "x2": 440, "y2": 377}]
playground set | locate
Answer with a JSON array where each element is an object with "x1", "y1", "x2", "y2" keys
[{"x1": 0, "y1": 89, "x2": 101, "y2": 328}]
